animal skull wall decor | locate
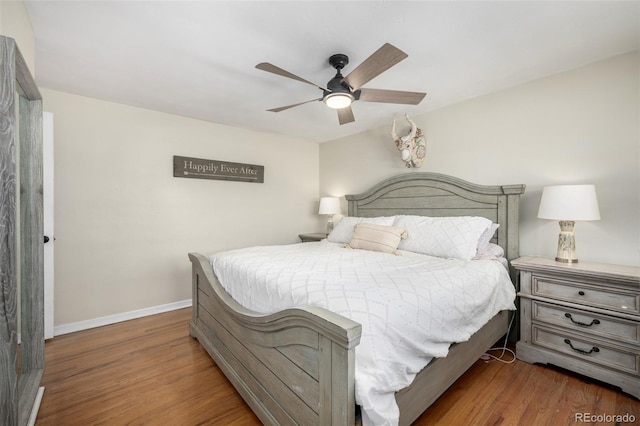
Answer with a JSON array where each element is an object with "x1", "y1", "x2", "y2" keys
[{"x1": 392, "y1": 114, "x2": 426, "y2": 168}]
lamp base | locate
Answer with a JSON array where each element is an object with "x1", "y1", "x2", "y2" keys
[
  {"x1": 555, "y1": 220, "x2": 578, "y2": 263},
  {"x1": 326, "y1": 215, "x2": 335, "y2": 234}
]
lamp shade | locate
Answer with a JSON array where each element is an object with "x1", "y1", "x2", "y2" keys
[
  {"x1": 537, "y1": 185, "x2": 601, "y2": 221},
  {"x1": 318, "y1": 197, "x2": 341, "y2": 215}
]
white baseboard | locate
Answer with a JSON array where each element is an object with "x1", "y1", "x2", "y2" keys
[{"x1": 54, "y1": 299, "x2": 192, "y2": 336}]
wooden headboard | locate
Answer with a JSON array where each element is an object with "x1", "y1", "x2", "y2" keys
[{"x1": 346, "y1": 173, "x2": 526, "y2": 261}]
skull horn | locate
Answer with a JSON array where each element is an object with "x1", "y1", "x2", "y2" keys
[{"x1": 405, "y1": 114, "x2": 417, "y2": 140}]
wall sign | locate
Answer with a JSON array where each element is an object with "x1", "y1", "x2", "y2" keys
[{"x1": 173, "y1": 156, "x2": 264, "y2": 183}]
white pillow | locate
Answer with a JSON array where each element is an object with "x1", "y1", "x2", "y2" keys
[
  {"x1": 327, "y1": 216, "x2": 396, "y2": 244},
  {"x1": 394, "y1": 215, "x2": 492, "y2": 260},
  {"x1": 344, "y1": 223, "x2": 408, "y2": 255}
]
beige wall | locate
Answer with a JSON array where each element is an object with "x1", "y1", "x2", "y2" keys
[
  {"x1": 42, "y1": 88, "x2": 320, "y2": 325},
  {"x1": 321, "y1": 51, "x2": 639, "y2": 267},
  {"x1": 0, "y1": 0, "x2": 35, "y2": 72}
]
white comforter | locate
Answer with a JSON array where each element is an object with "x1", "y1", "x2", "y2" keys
[{"x1": 210, "y1": 240, "x2": 516, "y2": 426}]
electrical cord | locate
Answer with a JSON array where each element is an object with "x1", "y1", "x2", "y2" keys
[{"x1": 480, "y1": 311, "x2": 517, "y2": 364}]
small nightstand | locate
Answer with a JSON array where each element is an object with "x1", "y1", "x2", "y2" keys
[
  {"x1": 298, "y1": 233, "x2": 328, "y2": 242},
  {"x1": 512, "y1": 256, "x2": 640, "y2": 399}
]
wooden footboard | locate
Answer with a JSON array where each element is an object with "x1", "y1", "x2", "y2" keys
[{"x1": 189, "y1": 253, "x2": 362, "y2": 425}]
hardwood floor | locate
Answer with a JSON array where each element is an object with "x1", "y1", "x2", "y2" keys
[{"x1": 37, "y1": 308, "x2": 639, "y2": 425}]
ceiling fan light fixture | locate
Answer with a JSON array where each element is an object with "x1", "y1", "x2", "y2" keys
[{"x1": 324, "y1": 92, "x2": 353, "y2": 109}]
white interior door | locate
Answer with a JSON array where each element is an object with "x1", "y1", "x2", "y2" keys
[{"x1": 43, "y1": 112, "x2": 54, "y2": 339}]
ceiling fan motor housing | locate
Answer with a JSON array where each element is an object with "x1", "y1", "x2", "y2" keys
[{"x1": 325, "y1": 75, "x2": 351, "y2": 95}]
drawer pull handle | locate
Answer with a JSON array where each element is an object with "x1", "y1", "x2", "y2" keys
[
  {"x1": 564, "y1": 313, "x2": 600, "y2": 327},
  {"x1": 564, "y1": 338, "x2": 600, "y2": 355},
  {"x1": 578, "y1": 291, "x2": 585, "y2": 296}
]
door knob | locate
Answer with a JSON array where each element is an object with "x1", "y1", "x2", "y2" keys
[{"x1": 44, "y1": 235, "x2": 50, "y2": 243}]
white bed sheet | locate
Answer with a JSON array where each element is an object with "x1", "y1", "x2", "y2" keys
[{"x1": 210, "y1": 240, "x2": 516, "y2": 426}]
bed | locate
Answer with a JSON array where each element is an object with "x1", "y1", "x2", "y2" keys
[{"x1": 189, "y1": 172, "x2": 525, "y2": 425}]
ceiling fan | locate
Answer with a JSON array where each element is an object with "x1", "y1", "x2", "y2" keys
[{"x1": 256, "y1": 43, "x2": 427, "y2": 125}]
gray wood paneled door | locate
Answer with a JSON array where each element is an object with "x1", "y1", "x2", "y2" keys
[{"x1": 0, "y1": 35, "x2": 45, "y2": 426}]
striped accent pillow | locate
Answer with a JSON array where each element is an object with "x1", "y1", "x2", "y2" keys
[{"x1": 345, "y1": 223, "x2": 408, "y2": 255}]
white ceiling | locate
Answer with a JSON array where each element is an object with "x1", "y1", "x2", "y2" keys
[{"x1": 24, "y1": 1, "x2": 639, "y2": 143}]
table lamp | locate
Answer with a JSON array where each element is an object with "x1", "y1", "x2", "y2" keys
[
  {"x1": 537, "y1": 184, "x2": 600, "y2": 263},
  {"x1": 318, "y1": 197, "x2": 341, "y2": 233}
]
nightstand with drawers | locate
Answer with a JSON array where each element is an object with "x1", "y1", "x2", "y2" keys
[{"x1": 512, "y1": 256, "x2": 640, "y2": 399}]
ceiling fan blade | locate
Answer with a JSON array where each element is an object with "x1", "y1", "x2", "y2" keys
[
  {"x1": 256, "y1": 63, "x2": 327, "y2": 91},
  {"x1": 267, "y1": 98, "x2": 322, "y2": 113},
  {"x1": 337, "y1": 106, "x2": 355, "y2": 125},
  {"x1": 343, "y1": 43, "x2": 408, "y2": 90},
  {"x1": 358, "y1": 88, "x2": 426, "y2": 105}
]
